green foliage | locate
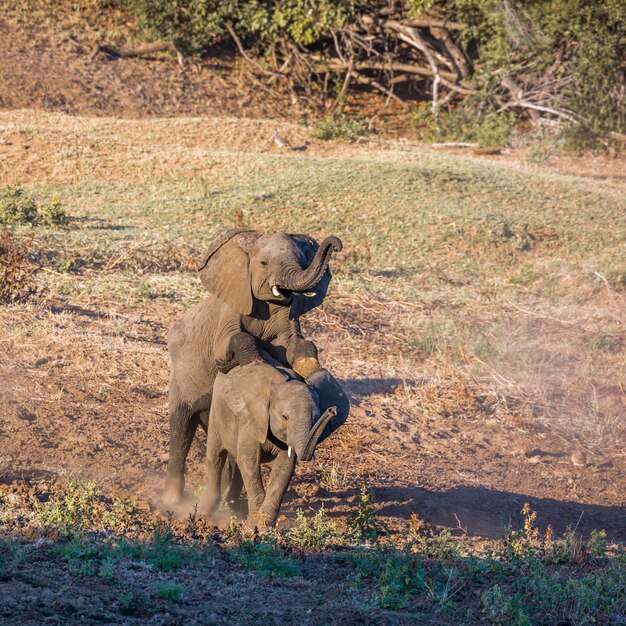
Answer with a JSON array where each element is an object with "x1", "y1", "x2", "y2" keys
[
  {"x1": 341, "y1": 546, "x2": 420, "y2": 609},
  {"x1": 0, "y1": 185, "x2": 68, "y2": 227},
  {"x1": 288, "y1": 506, "x2": 342, "y2": 548},
  {"x1": 154, "y1": 581, "x2": 185, "y2": 602},
  {"x1": 39, "y1": 197, "x2": 70, "y2": 228},
  {"x1": 57, "y1": 536, "x2": 119, "y2": 578},
  {"x1": 347, "y1": 483, "x2": 386, "y2": 542},
  {"x1": 229, "y1": 537, "x2": 301, "y2": 577},
  {"x1": 124, "y1": 0, "x2": 623, "y2": 146},
  {"x1": 411, "y1": 528, "x2": 459, "y2": 559},
  {"x1": 0, "y1": 185, "x2": 38, "y2": 225},
  {"x1": 481, "y1": 585, "x2": 532, "y2": 626},
  {"x1": 36, "y1": 480, "x2": 101, "y2": 536},
  {"x1": 142, "y1": 517, "x2": 200, "y2": 571},
  {"x1": 310, "y1": 115, "x2": 368, "y2": 143},
  {"x1": 126, "y1": 0, "x2": 358, "y2": 54}
]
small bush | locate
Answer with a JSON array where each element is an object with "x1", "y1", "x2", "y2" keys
[
  {"x1": 0, "y1": 185, "x2": 68, "y2": 227},
  {"x1": 288, "y1": 506, "x2": 342, "y2": 548},
  {"x1": 144, "y1": 518, "x2": 192, "y2": 571},
  {"x1": 0, "y1": 186, "x2": 38, "y2": 225},
  {"x1": 347, "y1": 483, "x2": 386, "y2": 542},
  {"x1": 0, "y1": 228, "x2": 41, "y2": 303},
  {"x1": 154, "y1": 581, "x2": 184, "y2": 602},
  {"x1": 39, "y1": 197, "x2": 70, "y2": 228},
  {"x1": 310, "y1": 115, "x2": 368, "y2": 143},
  {"x1": 229, "y1": 538, "x2": 301, "y2": 577},
  {"x1": 36, "y1": 480, "x2": 101, "y2": 536}
]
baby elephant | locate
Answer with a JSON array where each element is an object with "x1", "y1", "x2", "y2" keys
[{"x1": 203, "y1": 361, "x2": 347, "y2": 526}]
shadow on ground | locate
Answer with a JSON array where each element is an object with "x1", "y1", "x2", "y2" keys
[{"x1": 287, "y1": 483, "x2": 626, "y2": 541}]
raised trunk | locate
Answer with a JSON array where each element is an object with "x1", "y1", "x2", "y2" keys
[
  {"x1": 300, "y1": 407, "x2": 337, "y2": 461},
  {"x1": 279, "y1": 236, "x2": 342, "y2": 292}
]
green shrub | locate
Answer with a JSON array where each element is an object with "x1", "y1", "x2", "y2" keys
[
  {"x1": 0, "y1": 185, "x2": 69, "y2": 227},
  {"x1": 36, "y1": 481, "x2": 101, "y2": 536},
  {"x1": 347, "y1": 483, "x2": 386, "y2": 542},
  {"x1": 125, "y1": 0, "x2": 357, "y2": 54},
  {"x1": 0, "y1": 186, "x2": 38, "y2": 225},
  {"x1": 310, "y1": 115, "x2": 368, "y2": 143},
  {"x1": 154, "y1": 581, "x2": 185, "y2": 602},
  {"x1": 39, "y1": 197, "x2": 70, "y2": 228},
  {"x1": 229, "y1": 537, "x2": 301, "y2": 577},
  {"x1": 288, "y1": 506, "x2": 342, "y2": 548}
]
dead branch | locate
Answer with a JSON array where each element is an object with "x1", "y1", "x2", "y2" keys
[
  {"x1": 499, "y1": 99, "x2": 578, "y2": 121},
  {"x1": 225, "y1": 23, "x2": 286, "y2": 80},
  {"x1": 90, "y1": 41, "x2": 185, "y2": 67},
  {"x1": 429, "y1": 25, "x2": 471, "y2": 79},
  {"x1": 385, "y1": 21, "x2": 442, "y2": 117},
  {"x1": 352, "y1": 71, "x2": 403, "y2": 103}
]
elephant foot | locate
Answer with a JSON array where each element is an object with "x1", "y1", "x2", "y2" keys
[
  {"x1": 248, "y1": 509, "x2": 278, "y2": 529},
  {"x1": 162, "y1": 478, "x2": 184, "y2": 509}
]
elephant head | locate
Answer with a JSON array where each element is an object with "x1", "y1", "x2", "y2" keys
[
  {"x1": 198, "y1": 229, "x2": 343, "y2": 318},
  {"x1": 225, "y1": 363, "x2": 338, "y2": 461}
]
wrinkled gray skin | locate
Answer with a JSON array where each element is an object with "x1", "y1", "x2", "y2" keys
[
  {"x1": 165, "y1": 229, "x2": 344, "y2": 505},
  {"x1": 203, "y1": 361, "x2": 346, "y2": 525}
]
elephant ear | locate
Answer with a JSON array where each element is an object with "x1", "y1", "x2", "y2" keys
[
  {"x1": 288, "y1": 233, "x2": 333, "y2": 319},
  {"x1": 223, "y1": 363, "x2": 289, "y2": 444},
  {"x1": 305, "y1": 368, "x2": 350, "y2": 444},
  {"x1": 197, "y1": 228, "x2": 260, "y2": 315}
]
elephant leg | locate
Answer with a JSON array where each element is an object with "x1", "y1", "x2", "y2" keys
[
  {"x1": 237, "y1": 443, "x2": 265, "y2": 524},
  {"x1": 202, "y1": 442, "x2": 224, "y2": 517},
  {"x1": 164, "y1": 403, "x2": 199, "y2": 505},
  {"x1": 221, "y1": 454, "x2": 245, "y2": 515},
  {"x1": 215, "y1": 332, "x2": 261, "y2": 374},
  {"x1": 259, "y1": 451, "x2": 296, "y2": 526}
]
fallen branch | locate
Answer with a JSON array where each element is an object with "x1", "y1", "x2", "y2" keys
[
  {"x1": 499, "y1": 99, "x2": 579, "y2": 122},
  {"x1": 351, "y1": 71, "x2": 403, "y2": 103},
  {"x1": 90, "y1": 41, "x2": 184, "y2": 67}
]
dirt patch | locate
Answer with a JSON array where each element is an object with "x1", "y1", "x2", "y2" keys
[
  {"x1": 1, "y1": 290, "x2": 624, "y2": 543},
  {"x1": 0, "y1": 7, "x2": 298, "y2": 121}
]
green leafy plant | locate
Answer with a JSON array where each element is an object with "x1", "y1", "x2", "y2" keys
[
  {"x1": 310, "y1": 115, "x2": 368, "y2": 143},
  {"x1": 229, "y1": 537, "x2": 301, "y2": 577},
  {"x1": 155, "y1": 581, "x2": 185, "y2": 602},
  {"x1": 288, "y1": 506, "x2": 342, "y2": 548},
  {"x1": 0, "y1": 185, "x2": 38, "y2": 225},
  {"x1": 347, "y1": 483, "x2": 386, "y2": 542},
  {"x1": 36, "y1": 480, "x2": 101, "y2": 536},
  {"x1": 0, "y1": 185, "x2": 69, "y2": 227}
]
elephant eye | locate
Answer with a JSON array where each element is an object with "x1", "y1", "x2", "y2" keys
[
  {"x1": 260, "y1": 260, "x2": 269, "y2": 267},
  {"x1": 281, "y1": 414, "x2": 289, "y2": 421}
]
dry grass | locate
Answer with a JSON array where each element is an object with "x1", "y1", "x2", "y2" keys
[{"x1": 1, "y1": 109, "x2": 624, "y2": 518}]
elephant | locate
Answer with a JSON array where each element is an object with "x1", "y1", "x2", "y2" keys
[
  {"x1": 165, "y1": 228, "x2": 344, "y2": 504},
  {"x1": 202, "y1": 360, "x2": 350, "y2": 525}
]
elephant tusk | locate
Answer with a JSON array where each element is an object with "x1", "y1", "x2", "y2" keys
[
  {"x1": 288, "y1": 446, "x2": 292, "y2": 458},
  {"x1": 272, "y1": 286, "x2": 281, "y2": 297}
]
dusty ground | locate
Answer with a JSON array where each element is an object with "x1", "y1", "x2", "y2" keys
[{"x1": 0, "y1": 110, "x2": 624, "y2": 544}]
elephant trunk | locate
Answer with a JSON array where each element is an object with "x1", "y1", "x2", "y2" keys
[
  {"x1": 279, "y1": 236, "x2": 342, "y2": 292},
  {"x1": 292, "y1": 407, "x2": 337, "y2": 462}
]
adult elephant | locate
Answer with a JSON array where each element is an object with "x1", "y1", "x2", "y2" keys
[{"x1": 164, "y1": 228, "x2": 345, "y2": 504}]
